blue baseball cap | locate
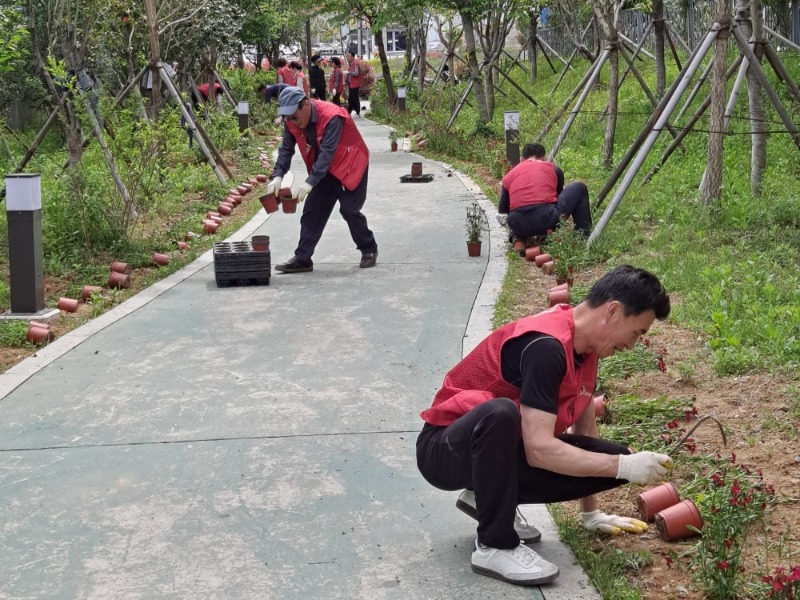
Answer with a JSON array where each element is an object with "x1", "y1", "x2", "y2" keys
[{"x1": 277, "y1": 87, "x2": 306, "y2": 116}]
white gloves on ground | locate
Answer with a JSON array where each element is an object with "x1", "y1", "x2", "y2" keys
[
  {"x1": 496, "y1": 213, "x2": 509, "y2": 228},
  {"x1": 581, "y1": 510, "x2": 648, "y2": 535},
  {"x1": 266, "y1": 176, "x2": 282, "y2": 196},
  {"x1": 296, "y1": 181, "x2": 313, "y2": 203},
  {"x1": 617, "y1": 452, "x2": 673, "y2": 485}
]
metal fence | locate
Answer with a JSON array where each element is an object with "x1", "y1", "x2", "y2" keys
[{"x1": 537, "y1": 0, "x2": 799, "y2": 57}]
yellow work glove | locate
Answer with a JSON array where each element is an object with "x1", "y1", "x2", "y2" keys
[{"x1": 581, "y1": 510, "x2": 649, "y2": 535}]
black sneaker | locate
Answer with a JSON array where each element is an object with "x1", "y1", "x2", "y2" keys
[
  {"x1": 360, "y1": 250, "x2": 378, "y2": 269},
  {"x1": 275, "y1": 257, "x2": 313, "y2": 273}
]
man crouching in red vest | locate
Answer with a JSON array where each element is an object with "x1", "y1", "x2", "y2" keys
[
  {"x1": 266, "y1": 87, "x2": 378, "y2": 273},
  {"x1": 417, "y1": 265, "x2": 672, "y2": 586}
]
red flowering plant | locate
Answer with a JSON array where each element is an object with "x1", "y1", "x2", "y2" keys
[
  {"x1": 760, "y1": 565, "x2": 800, "y2": 599},
  {"x1": 691, "y1": 453, "x2": 776, "y2": 599}
]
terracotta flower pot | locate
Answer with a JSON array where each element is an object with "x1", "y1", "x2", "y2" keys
[
  {"x1": 548, "y1": 288, "x2": 570, "y2": 307},
  {"x1": 207, "y1": 211, "x2": 221, "y2": 219},
  {"x1": 391, "y1": 142, "x2": 398, "y2": 152},
  {"x1": 176, "y1": 241, "x2": 188, "y2": 251},
  {"x1": 27, "y1": 325, "x2": 53, "y2": 345},
  {"x1": 256, "y1": 174, "x2": 268, "y2": 183},
  {"x1": 108, "y1": 271, "x2": 131, "y2": 289},
  {"x1": 525, "y1": 246, "x2": 542, "y2": 261},
  {"x1": 81, "y1": 285, "x2": 103, "y2": 301},
  {"x1": 203, "y1": 220, "x2": 219, "y2": 234},
  {"x1": 228, "y1": 188, "x2": 240, "y2": 196},
  {"x1": 152, "y1": 253, "x2": 170, "y2": 266},
  {"x1": 251, "y1": 235, "x2": 270, "y2": 251},
  {"x1": 237, "y1": 185, "x2": 248, "y2": 195},
  {"x1": 260, "y1": 194, "x2": 279, "y2": 214},
  {"x1": 248, "y1": 177, "x2": 258, "y2": 185},
  {"x1": 57, "y1": 297, "x2": 79, "y2": 313},
  {"x1": 417, "y1": 140, "x2": 426, "y2": 150},
  {"x1": 411, "y1": 162, "x2": 423, "y2": 177},
  {"x1": 542, "y1": 261, "x2": 556, "y2": 275},
  {"x1": 551, "y1": 282, "x2": 569, "y2": 293},
  {"x1": 467, "y1": 241, "x2": 482, "y2": 257},
  {"x1": 218, "y1": 204, "x2": 232, "y2": 216},
  {"x1": 655, "y1": 499, "x2": 703, "y2": 541},
  {"x1": 281, "y1": 196, "x2": 298, "y2": 214},
  {"x1": 534, "y1": 253, "x2": 552, "y2": 268},
  {"x1": 593, "y1": 393, "x2": 607, "y2": 417},
  {"x1": 556, "y1": 277, "x2": 575, "y2": 287},
  {"x1": 110, "y1": 261, "x2": 131, "y2": 275},
  {"x1": 185, "y1": 231, "x2": 199, "y2": 242},
  {"x1": 638, "y1": 482, "x2": 681, "y2": 522}
]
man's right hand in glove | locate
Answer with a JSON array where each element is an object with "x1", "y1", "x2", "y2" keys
[
  {"x1": 266, "y1": 176, "x2": 282, "y2": 197},
  {"x1": 616, "y1": 452, "x2": 673, "y2": 485}
]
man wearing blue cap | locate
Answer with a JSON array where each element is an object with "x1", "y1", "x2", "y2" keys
[{"x1": 266, "y1": 87, "x2": 378, "y2": 273}]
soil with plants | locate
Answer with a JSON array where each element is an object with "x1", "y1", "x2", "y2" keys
[{"x1": 509, "y1": 262, "x2": 800, "y2": 599}]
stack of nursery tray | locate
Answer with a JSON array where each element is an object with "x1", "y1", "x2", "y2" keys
[{"x1": 213, "y1": 241, "x2": 271, "y2": 287}]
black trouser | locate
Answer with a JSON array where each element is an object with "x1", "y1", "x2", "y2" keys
[
  {"x1": 507, "y1": 182, "x2": 592, "y2": 238},
  {"x1": 312, "y1": 88, "x2": 327, "y2": 101},
  {"x1": 294, "y1": 168, "x2": 377, "y2": 263},
  {"x1": 331, "y1": 93, "x2": 342, "y2": 106},
  {"x1": 416, "y1": 398, "x2": 630, "y2": 549},
  {"x1": 347, "y1": 87, "x2": 361, "y2": 115}
]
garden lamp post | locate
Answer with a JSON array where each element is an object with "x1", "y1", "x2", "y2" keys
[
  {"x1": 504, "y1": 110, "x2": 520, "y2": 167},
  {"x1": 397, "y1": 86, "x2": 407, "y2": 112},
  {"x1": 5, "y1": 174, "x2": 45, "y2": 314},
  {"x1": 237, "y1": 101, "x2": 249, "y2": 133}
]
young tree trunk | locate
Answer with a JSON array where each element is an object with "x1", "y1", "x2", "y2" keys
[
  {"x1": 701, "y1": 13, "x2": 731, "y2": 204},
  {"x1": 143, "y1": 0, "x2": 161, "y2": 118},
  {"x1": 460, "y1": 14, "x2": 491, "y2": 123},
  {"x1": 737, "y1": 0, "x2": 766, "y2": 195},
  {"x1": 652, "y1": 0, "x2": 666, "y2": 97},
  {"x1": 603, "y1": 43, "x2": 619, "y2": 168},
  {"x1": 374, "y1": 29, "x2": 396, "y2": 104},
  {"x1": 529, "y1": 11, "x2": 538, "y2": 85}
]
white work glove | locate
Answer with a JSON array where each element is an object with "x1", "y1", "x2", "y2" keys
[
  {"x1": 266, "y1": 176, "x2": 282, "y2": 197},
  {"x1": 581, "y1": 510, "x2": 648, "y2": 535},
  {"x1": 496, "y1": 213, "x2": 509, "y2": 228},
  {"x1": 616, "y1": 452, "x2": 673, "y2": 486},
  {"x1": 296, "y1": 181, "x2": 313, "y2": 203}
]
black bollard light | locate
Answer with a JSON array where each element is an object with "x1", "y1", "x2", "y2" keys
[
  {"x1": 397, "y1": 86, "x2": 406, "y2": 112},
  {"x1": 5, "y1": 174, "x2": 45, "y2": 314},
  {"x1": 237, "y1": 101, "x2": 249, "y2": 133},
  {"x1": 504, "y1": 110, "x2": 520, "y2": 167}
]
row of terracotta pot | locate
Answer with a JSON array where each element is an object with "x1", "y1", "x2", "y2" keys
[
  {"x1": 406, "y1": 131, "x2": 426, "y2": 151},
  {"x1": 548, "y1": 282, "x2": 570, "y2": 307}
]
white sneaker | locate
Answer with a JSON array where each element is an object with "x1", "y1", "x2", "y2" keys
[
  {"x1": 471, "y1": 539, "x2": 560, "y2": 585},
  {"x1": 456, "y1": 490, "x2": 542, "y2": 543}
]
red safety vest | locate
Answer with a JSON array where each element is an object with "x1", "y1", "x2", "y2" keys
[
  {"x1": 285, "y1": 100, "x2": 370, "y2": 191},
  {"x1": 420, "y1": 305, "x2": 597, "y2": 435},
  {"x1": 329, "y1": 67, "x2": 344, "y2": 95},
  {"x1": 348, "y1": 58, "x2": 363, "y2": 89},
  {"x1": 279, "y1": 66, "x2": 297, "y2": 86},
  {"x1": 502, "y1": 159, "x2": 558, "y2": 210}
]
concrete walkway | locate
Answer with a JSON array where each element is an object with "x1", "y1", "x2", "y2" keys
[{"x1": 0, "y1": 114, "x2": 600, "y2": 599}]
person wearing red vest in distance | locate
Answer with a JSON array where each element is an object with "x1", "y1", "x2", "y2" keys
[
  {"x1": 345, "y1": 50, "x2": 362, "y2": 116},
  {"x1": 290, "y1": 61, "x2": 309, "y2": 95},
  {"x1": 417, "y1": 265, "x2": 672, "y2": 587},
  {"x1": 275, "y1": 57, "x2": 294, "y2": 86},
  {"x1": 265, "y1": 87, "x2": 378, "y2": 273},
  {"x1": 498, "y1": 142, "x2": 592, "y2": 255},
  {"x1": 328, "y1": 57, "x2": 345, "y2": 105}
]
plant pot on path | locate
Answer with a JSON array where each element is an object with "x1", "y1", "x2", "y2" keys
[
  {"x1": 467, "y1": 242, "x2": 482, "y2": 257},
  {"x1": 391, "y1": 142, "x2": 398, "y2": 152},
  {"x1": 655, "y1": 499, "x2": 703, "y2": 541},
  {"x1": 251, "y1": 235, "x2": 270, "y2": 251},
  {"x1": 525, "y1": 246, "x2": 542, "y2": 261},
  {"x1": 637, "y1": 482, "x2": 681, "y2": 522}
]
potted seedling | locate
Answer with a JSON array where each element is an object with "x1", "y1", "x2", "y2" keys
[
  {"x1": 466, "y1": 201, "x2": 485, "y2": 257},
  {"x1": 388, "y1": 129, "x2": 399, "y2": 152}
]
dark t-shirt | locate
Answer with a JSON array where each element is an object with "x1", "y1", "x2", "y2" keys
[{"x1": 500, "y1": 331, "x2": 583, "y2": 415}]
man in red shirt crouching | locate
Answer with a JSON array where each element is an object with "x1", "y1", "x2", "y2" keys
[
  {"x1": 498, "y1": 143, "x2": 592, "y2": 254},
  {"x1": 417, "y1": 265, "x2": 672, "y2": 587}
]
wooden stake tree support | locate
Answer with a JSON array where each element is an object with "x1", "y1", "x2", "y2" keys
[{"x1": 588, "y1": 18, "x2": 800, "y2": 246}]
